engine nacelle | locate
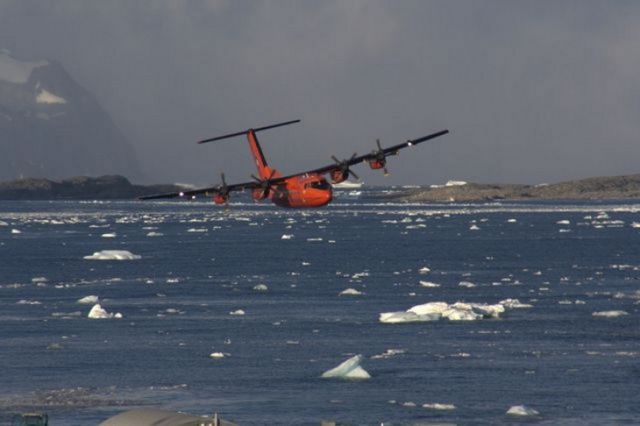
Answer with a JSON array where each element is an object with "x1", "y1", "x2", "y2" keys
[
  {"x1": 330, "y1": 169, "x2": 348, "y2": 184},
  {"x1": 368, "y1": 158, "x2": 386, "y2": 170},
  {"x1": 252, "y1": 188, "x2": 267, "y2": 200},
  {"x1": 213, "y1": 194, "x2": 228, "y2": 204}
]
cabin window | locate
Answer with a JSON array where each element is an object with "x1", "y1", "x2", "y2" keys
[{"x1": 309, "y1": 180, "x2": 330, "y2": 190}]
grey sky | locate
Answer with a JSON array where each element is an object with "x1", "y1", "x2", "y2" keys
[{"x1": 1, "y1": 1, "x2": 639, "y2": 185}]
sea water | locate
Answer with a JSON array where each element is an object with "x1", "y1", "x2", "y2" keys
[{"x1": 0, "y1": 193, "x2": 639, "y2": 425}]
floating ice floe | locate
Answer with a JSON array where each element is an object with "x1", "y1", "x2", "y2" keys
[
  {"x1": 418, "y1": 266, "x2": 431, "y2": 275},
  {"x1": 77, "y1": 295, "x2": 99, "y2": 304},
  {"x1": 31, "y1": 276, "x2": 48, "y2": 284},
  {"x1": 281, "y1": 234, "x2": 294, "y2": 240},
  {"x1": 209, "y1": 352, "x2": 228, "y2": 359},
  {"x1": 380, "y1": 299, "x2": 530, "y2": 324},
  {"x1": 507, "y1": 218, "x2": 517, "y2": 223},
  {"x1": 631, "y1": 222, "x2": 640, "y2": 229},
  {"x1": 458, "y1": 281, "x2": 476, "y2": 288},
  {"x1": 592, "y1": 310, "x2": 628, "y2": 318},
  {"x1": 187, "y1": 228, "x2": 207, "y2": 233},
  {"x1": 419, "y1": 281, "x2": 440, "y2": 288},
  {"x1": 229, "y1": 309, "x2": 245, "y2": 316},
  {"x1": 101, "y1": 233, "x2": 117, "y2": 238},
  {"x1": 469, "y1": 224, "x2": 480, "y2": 231},
  {"x1": 506, "y1": 405, "x2": 539, "y2": 416},
  {"x1": 253, "y1": 284, "x2": 268, "y2": 292},
  {"x1": 0, "y1": 220, "x2": 8, "y2": 226},
  {"x1": 11, "y1": 229, "x2": 21, "y2": 234},
  {"x1": 339, "y1": 288, "x2": 363, "y2": 296},
  {"x1": 146, "y1": 232, "x2": 163, "y2": 237},
  {"x1": 371, "y1": 349, "x2": 405, "y2": 359},
  {"x1": 17, "y1": 299, "x2": 41, "y2": 305},
  {"x1": 556, "y1": 219, "x2": 571, "y2": 225},
  {"x1": 87, "y1": 304, "x2": 122, "y2": 319},
  {"x1": 83, "y1": 250, "x2": 141, "y2": 260},
  {"x1": 423, "y1": 403, "x2": 456, "y2": 411},
  {"x1": 321, "y1": 355, "x2": 371, "y2": 380}
]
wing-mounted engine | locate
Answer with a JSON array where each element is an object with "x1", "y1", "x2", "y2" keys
[
  {"x1": 329, "y1": 153, "x2": 359, "y2": 184},
  {"x1": 367, "y1": 139, "x2": 390, "y2": 175}
]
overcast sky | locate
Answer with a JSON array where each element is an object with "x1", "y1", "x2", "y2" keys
[{"x1": 1, "y1": 1, "x2": 639, "y2": 185}]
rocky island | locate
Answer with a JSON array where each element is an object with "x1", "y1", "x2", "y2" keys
[
  {"x1": 0, "y1": 175, "x2": 184, "y2": 200},
  {"x1": 385, "y1": 173, "x2": 640, "y2": 203}
]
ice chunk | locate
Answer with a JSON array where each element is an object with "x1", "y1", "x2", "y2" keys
[
  {"x1": 229, "y1": 309, "x2": 245, "y2": 316},
  {"x1": 339, "y1": 288, "x2": 363, "y2": 296},
  {"x1": 419, "y1": 281, "x2": 440, "y2": 288},
  {"x1": 83, "y1": 250, "x2": 141, "y2": 260},
  {"x1": 418, "y1": 266, "x2": 431, "y2": 274},
  {"x1": 0, "y1": 220, "x2": 8, "y2": 226},
  {"x1": 458, "y1": 281, "x2": 476, "y2": 288},
  {"x1": 17, "y1": 299, "x2": 41, "y2": 305},
  {"x1": 507, "y1": 218, "x2": 517, "y2": 223},
  {"x1": 408, "y1": 301, "x2": 449, "y2": 316},
  {"x1": 592, "y1": 310, "x2": 628, "y2": 318},
  {"x1": 31, "y1": 276, "x2": 48, "y2": 283},
  {"x1": 631, "y1": 222, "x2": 640, "y2": 229},
  {"x1": 281, "y1": 234, "x2": 294, "y2": 239},
  {"x1": 499, "y1": 298, "x2": 533, "y2": 309},
  {"x1": 209, "y1": 352, "x2": 227, "y2": 359},
  {"x1": 77, "y1": 295, "x2": 99, "y2": 304},
  {"x1": 321, "y1": 355, "x2": 371, "y2": 380},
  {"x1": 11, "y1": 229, "x2": 21, "y2": 234},
  {"x1": 379, "y1": 311, "x2": 440, "y2": 323},
  {"x1": 253, "y1": 284, "x2": 268, "y2": 291},
  {"x1": 506, "y1": 405, "x2": 539, "y2": 416},
  {"x1": 371, "y1": 349, "x2": 405, "y2": 359},
  {"x1": 469, "y1": 224, "x2": 480, "y2": 231},
  {"x1": 556, "y1": 219, "x2": 570, "y2": 225},
  {"x1": 101, "y1": 233, "x2": 117, "y2": 238},
  {"x1": 422, "y1": 403, "x2": 456, "y2": 410},
  {"x1": 187, "y1": 228, "x2": 207, "y2": 233},
  {"x1": 87, "y1": 304, "x2": 122, "y2": 319},
  {"x1": 146, "y1": 232, "x2": 164, "y2": 237}
]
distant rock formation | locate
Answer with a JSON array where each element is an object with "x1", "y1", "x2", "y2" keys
[
  {"x1": 385, "y1": 173, "x2": 640, "y2": 202},
  {"x1": 0, "y1": 175, "x2": 182, "y2": 200},
  {"x1": 0, "y1": 49, "x2": 141, "y2": 180}
]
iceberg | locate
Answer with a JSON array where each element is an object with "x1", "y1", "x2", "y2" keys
[
  {"x1": 422, "y1": 403, "x2": 456, "y2": 410},
  {"x1": 83, "y1": 250, "x2": 141, "y2": 260},
  {"x1": 339, "y1": 288, "x2": 363, "y2": 296},
  {"x1": 87, "y1": 304, "x2": 122, "y2": 319},
  {"x1": 592, "y1": 310, "x2": 628, "y2": 318},
  {"x1": 506, "y1": 405, "x2": 539, "y2": 416},
  {"x1": 321, "y1": 355, "x2": 371, "y2": 380},
  {"x1": 77, "y1": 295, "x2": 99, "y2": 304},
  {"x1": 381, "y1": 299, "x2": 523, "y2": 324}
]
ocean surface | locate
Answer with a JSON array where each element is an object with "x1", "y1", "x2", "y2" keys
[{"x1": 1, "y1": 190, "x2": 639, "y2": 425}]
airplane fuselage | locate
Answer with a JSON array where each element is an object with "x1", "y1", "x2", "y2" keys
[{"x1": 268, "y1": 173, "x2": 333, "y2": 208}]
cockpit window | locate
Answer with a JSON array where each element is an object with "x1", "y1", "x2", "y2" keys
[{"x1": 307, "y1": 180, "x2": 330, "y2": 190}]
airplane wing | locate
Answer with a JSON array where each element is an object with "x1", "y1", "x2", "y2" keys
[
  {"x1": 138, "y1": 180, "x2": 259, "y2": 200},
  {"x1": 278, "y1": 129, "x2": 449, "y2": 180}
]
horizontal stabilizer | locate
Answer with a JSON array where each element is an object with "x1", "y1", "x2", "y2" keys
[{"x1": 198, "y1": 119, "x2": 300, "y2": 144}]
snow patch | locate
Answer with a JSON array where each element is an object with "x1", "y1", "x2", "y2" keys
[{"x1": 36, "y1": 89, "x2": 67, "y2": 104}]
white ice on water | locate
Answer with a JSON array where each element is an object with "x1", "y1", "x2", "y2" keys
[
  {"x1": 592, "y1": 310, "x2": 628, "y2": 318},
  {"x1": 253, "y1": 284, "x2": 268, "y2": 292},
  {"x1": 146, "y1": 232, "x2": 164, "y2": 237},
  {"x1": 418, "y1": 267, "x2": 431, "y2": 274},
  {"x1": 229, "y1": 309, "x2": 245, "y2": 316},
  {"x1": 380, "y1": 299, "x2": 531, "y2": 323},
  {"x1": 101, "y1": 233, "x2": 116, "y2": 238},
  {"x1": 77, "y1": 295, "x2": 99, "y2": 304},
  {"x1": 339, "y1": 288, "x2": 363, "y2": 296},
  {"x1": 506, "y1": 405, "x2": 539, "y2": 416},
  {"x1": 419, "y1": 281, "x2": 440, "y2": 288},
  {"x1": 321, "y1": 355, "x2": 371, "y2": 380},
  {"x1": 87, "y1": 304, "x2": 122, "y2": 319},
  {"x1": 422, "y1": 403, "x2": 456, "y2": 410},
  {"x1": 83, "y1": 250, "x2": 141, "y2": 260},
  {"x1": 281, "y1": 234, "x2": 294, "y2": 239}
]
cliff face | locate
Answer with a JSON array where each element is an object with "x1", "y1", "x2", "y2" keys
[
  {"x1": 0, "y1": 50, "x2": 141, "y2": 180},
  {"x1": 389, "y1": 174, "x2": 640, "y2": 202}
]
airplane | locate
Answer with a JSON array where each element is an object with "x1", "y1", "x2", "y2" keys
[{"x1": 140, "y1": 120, "x2": 449, "y2": 208}]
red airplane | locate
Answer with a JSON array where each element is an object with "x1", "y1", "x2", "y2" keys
[{"x1": 140, "y1": 120, "x2": 448, "y2": 208}]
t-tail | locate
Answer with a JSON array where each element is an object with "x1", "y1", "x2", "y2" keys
[{"x1": 197, "y1": 119, "x2": 300, "y2": 179}]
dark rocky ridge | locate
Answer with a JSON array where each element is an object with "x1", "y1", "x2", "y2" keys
[
  {"x1": 0, "y1": 175, "x2": 182, "y2": 200},
  {"x1": 386, "y1": 173, "x2": 640, "y2": 202}
]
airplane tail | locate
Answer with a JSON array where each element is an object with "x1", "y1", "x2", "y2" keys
[{"x1": 197, "y1": 120, "x2": 299, "y2": 179}]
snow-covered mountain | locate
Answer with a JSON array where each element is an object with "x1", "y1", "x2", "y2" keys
[{"x1": 0, "y1": 49, "x2": 141, "y2": 180}]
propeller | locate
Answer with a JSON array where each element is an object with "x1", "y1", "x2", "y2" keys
[
  {"x1": 331, "y1": 153, "x2": 359, "y2": 181},
  {"x1": 251, "y1": 170, "x2": 282, "y2": 198},
  {"x1": 217, "y1": 173, "x2": 230, "y2": 205}
]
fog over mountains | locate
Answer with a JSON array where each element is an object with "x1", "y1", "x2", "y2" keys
[{"x1": 0, "y1": 50, "x2": 141, "y2": 181}]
